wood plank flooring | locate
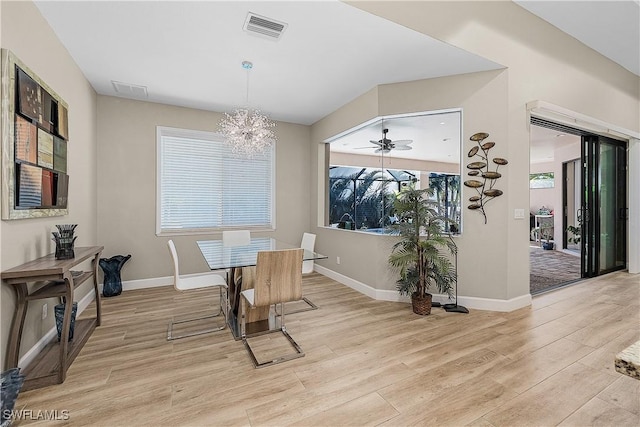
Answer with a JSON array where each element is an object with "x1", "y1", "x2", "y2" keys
[{"x1": 12, "y1": 271, "x2": 640, "y2": 426}]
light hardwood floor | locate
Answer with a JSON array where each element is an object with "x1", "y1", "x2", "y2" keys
[{"x1": 13, "y1": 271, "x2": 640, "y2": 426}]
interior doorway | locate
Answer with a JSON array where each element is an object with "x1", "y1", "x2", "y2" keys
[{"x1": 529, "y1": 118, "x2": 628, "y2": 294}]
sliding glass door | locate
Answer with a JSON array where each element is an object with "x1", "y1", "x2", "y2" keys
[{"x1": 581, "y1": 135, "x2": 627, "y2": 277}]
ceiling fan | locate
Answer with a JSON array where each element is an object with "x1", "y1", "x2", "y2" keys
[{"x1": 356, "y1": 128, "x2": 413, "y2": 153}]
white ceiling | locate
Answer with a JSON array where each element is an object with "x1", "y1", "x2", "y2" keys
[
  {"x1": 329, "y1": 111, "x2": 461, "y2": 163},
  {"x1": 514, "y1": 0, "x2": 640, "y2": 77},
  {"x1": 34, "y1": 0, "x2": 503, "y2": 126},
  {"x1": 530, "y1": 125, "x2": 580, "y2": 164},
  {"x1": 33, "y1": 0, "x2": 638, "y2": 154}
]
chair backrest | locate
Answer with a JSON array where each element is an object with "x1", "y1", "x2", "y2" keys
[
  {"x1": 253, "y1": 249, "x2": 303, "y2": 306},
  {"x1": 301, "y1": 232, "x2": 316, "y2": 274},
  {"x1": 223, "y1": 230, "x2": 250, "y2": 247},
  {"x1": 167, "y1": 240, "x2": 182, "y2": 290}
]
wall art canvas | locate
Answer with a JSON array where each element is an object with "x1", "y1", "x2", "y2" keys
[
  {"x1": 15, "y1": 115, "x2": 37, "y2": 163},
  {"x1": 17, "y1": 163, "x2": 42, "y2": 208},
  {"x1": 1, "y1": 49, "x2": 70, "y2": 219},
  {"x1": 17, "y1": 68, "x2": 42, "y2": 124},
  {"x1": 37, "y1": 128, "x2": 54, "y2": 169},
  {"x1": 57, "y1": 103, "x2": 68, "y2": 140},
  {"x1": 41, "y1": 89, "x2": 56, "y2": 132},
  {"x1": 53, "y1": 136, "x2": 67, "y2": 173}
]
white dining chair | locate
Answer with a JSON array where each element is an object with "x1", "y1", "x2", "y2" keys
[
  {"x1": 222, "y1": 230, "x2": 250, "y2": 247},
  {"x1": 277, "y1": 232, "x2": 318, "y2": 315},
  {"x1": 301, "y1": 232, "x2": 316, "y2": 274},
  {"x1": 166, "y1": 240, "x2": 228, "y2": 340}
]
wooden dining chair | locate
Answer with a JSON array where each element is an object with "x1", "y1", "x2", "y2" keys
[
  {"x1": 166, "y1": 240, "x2": 228, "y2": 340},
  {"x1": 240, "y1": 248, "x2": 305, "y2": 368}
]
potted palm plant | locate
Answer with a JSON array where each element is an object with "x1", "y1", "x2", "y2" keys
[{"x1": 388, "y1": 186, "x2": 457, "y2": 315}]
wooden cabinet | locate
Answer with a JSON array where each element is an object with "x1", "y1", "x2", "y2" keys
[{"x1": 2, "y1": 246, "x2": 103, "y2": 390}]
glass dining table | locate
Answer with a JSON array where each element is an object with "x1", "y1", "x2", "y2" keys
[{"x1": 197, "y1": 237, "x2": 327, "y2": 339}]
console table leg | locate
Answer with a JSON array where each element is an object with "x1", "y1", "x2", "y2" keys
[
  {"x1": 58, "y1": 276, "x2": 73, "y2": 383},
  {"x1": 92, "y1": 253, "x2": 103, "y2": 325},
  {"x1": 6, "y1": 284, "x2": 28, "y2": 368}
]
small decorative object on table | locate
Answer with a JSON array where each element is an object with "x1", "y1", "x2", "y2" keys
[
  {"x1": 52, "y1": 224, "x2": 78, "y2": 260},
  {"x1": 99, "y1": 254, "x2": 132, "y2": 297},
  {"x1": 54, "y1": 301, "x2": 78, "y2": 341},
  {"x1": 1, "y1": 368, "x2": 25, "y2": 427}
]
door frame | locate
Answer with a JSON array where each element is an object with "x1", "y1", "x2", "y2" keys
[{"x1": 527, "y1": 100, "x2": 639, "y2": 275}]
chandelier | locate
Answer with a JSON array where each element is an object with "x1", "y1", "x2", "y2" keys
[{"x1": 218, "y1": 61, "x2": 276, "y2": 157}]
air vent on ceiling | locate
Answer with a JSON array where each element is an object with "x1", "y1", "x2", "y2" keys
[
  {"x1": 243, "y1": 12, "x2": 287, "y2": 40},
  {"x1": 111, "y1": 80, "x2": 148, "y2": 98}
]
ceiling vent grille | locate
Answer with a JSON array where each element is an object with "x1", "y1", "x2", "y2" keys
[
  {"x1": 111, "y1": 81, "x2": 148, "y2": 98},
  {"x1": 243, "y1": 13, "x2": 287, "y2": 40}
]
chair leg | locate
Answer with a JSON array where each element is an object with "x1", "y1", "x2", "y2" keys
[
  {"x1": 167, "y1": 286, "x2": 228, "y2": 341},
  {"x1": 241, "y1": 301, "x2": 304, "y2": 368},
  {"x1": 275, "y1": 296, "x2": 318, "y2": 316}
]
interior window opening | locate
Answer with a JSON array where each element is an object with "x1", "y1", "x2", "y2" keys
[{"x1": 325, "y1": 109, "x2": 462, "y2": 235}]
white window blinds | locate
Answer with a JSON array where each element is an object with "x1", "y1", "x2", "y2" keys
[{"x1": 157, "y1": 126, "x2": 274, "y2": 234}]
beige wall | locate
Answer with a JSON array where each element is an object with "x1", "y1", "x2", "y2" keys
[
  {"x1": 1, "y1": 1, "x2": 98, "y2": 368},
  {"x1": 309, "y1": 0, "x2": 639, "y2": 303},
  {"x1": 96, "y1": 96, "x2": 312, "y2": 280},
  {"x1": 312, "y1": 69, "x2": 511, "y2": 299}
]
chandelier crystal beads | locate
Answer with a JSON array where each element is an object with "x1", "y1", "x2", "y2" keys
[{"x1": 218, "y1": 61, "x2": 276, "y2": 157}]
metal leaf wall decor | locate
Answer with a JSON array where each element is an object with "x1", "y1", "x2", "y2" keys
[{"x1": 464, "y1": 132, "x2": 508, "y2": 224}]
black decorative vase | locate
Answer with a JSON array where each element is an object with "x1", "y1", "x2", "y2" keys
[
  {"x1": 52, "y1": 224, "x2": 78, "y2": 260},
  {"x1": 99, "y1": 254, "x2": 131, "y2": 297},
  {"x1": 54, "y1": 302, "x2": 78, "y2": 341},
  {"x1": 1, "y1": 368, "x2": 25, "y2": 426}
]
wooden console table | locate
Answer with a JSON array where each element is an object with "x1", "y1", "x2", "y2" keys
[{"x1": 2, "y1": 246, "x2": 103, "y2": 390}]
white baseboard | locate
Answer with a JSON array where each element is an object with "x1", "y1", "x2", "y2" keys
[
  {"x1": 119, "y1": 275, "x2": 173, "y2": 291},
  {"x1": 313, "y1": 265, "x2": 532, "y2": 312}
]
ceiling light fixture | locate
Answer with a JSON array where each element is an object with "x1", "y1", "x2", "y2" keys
[{"x1": 218, "y1": 61, "x2": 276, "y2": 157}]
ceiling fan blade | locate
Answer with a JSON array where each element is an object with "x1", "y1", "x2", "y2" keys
[
  {"x1": 369, "y1": 140, "x2": 384, "y2": 147},
  {"x1": 353, "y1": 147, "x2": 374, "y2": 149},
  {"x1": 392, "y1": 145, "x2": 412, "y2": 151},
  {"x1": 375, "y1": 148, "x2": 391, "y2": 154},
  {"x1": 392, "y1": 139, "x2": 413, "y2": 145}
]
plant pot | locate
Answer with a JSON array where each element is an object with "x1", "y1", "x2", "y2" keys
[
  {"x1": 411, "y1": 292, "x2": 432, "y2": 315},
  {"x1": 542, "y1": 241, "x2": 554, "y2": 250}
]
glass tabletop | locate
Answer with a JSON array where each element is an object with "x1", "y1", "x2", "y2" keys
[{"x1": 197, "y1": 237, "x2": 326, "y2": 271}]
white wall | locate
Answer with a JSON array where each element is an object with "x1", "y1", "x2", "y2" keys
[{"x1": 1, "y1": 1, "x2": 98, "y2": 368}]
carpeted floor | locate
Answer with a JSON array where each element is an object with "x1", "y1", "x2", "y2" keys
[{"x1": 530, "y1": 246, "x2": 581, "y2": 293}]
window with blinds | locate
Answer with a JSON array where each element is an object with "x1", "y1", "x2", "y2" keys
[{"x1": 156, "y1": 126, "x2": 274, "y2": 234}]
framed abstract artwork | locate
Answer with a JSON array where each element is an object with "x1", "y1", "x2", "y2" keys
[{"x1": 1, "y1": 49, "x2": 70, "y2": 219}]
